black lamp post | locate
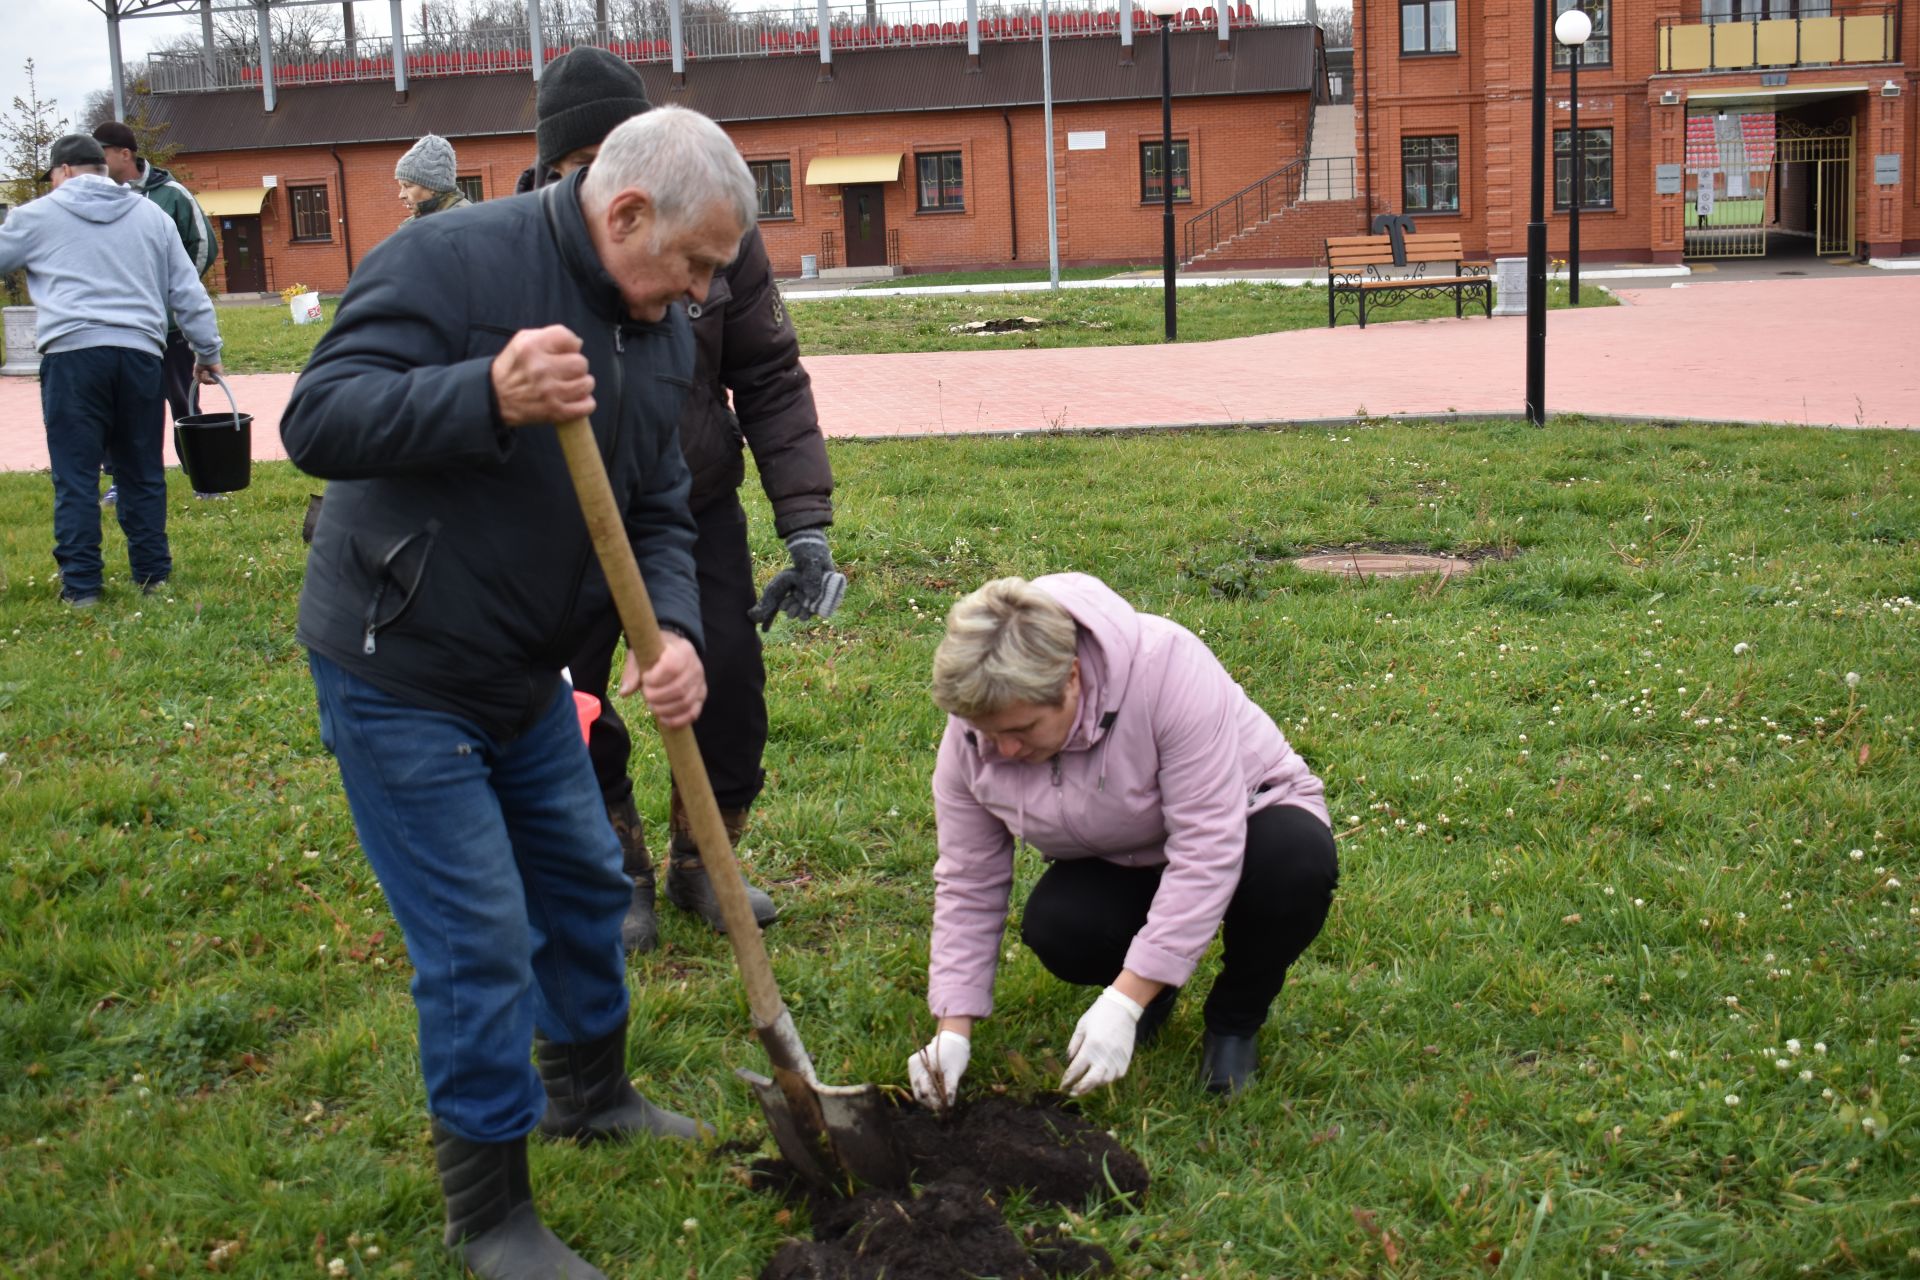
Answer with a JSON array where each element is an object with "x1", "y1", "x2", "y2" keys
[
  {"x1": 1142, "y1": 0, "x2": 1184, "y2": 342},
  {"x1": 1526, "y1": 0, "x2": 1548, "y2": 425},
  {"x1": 1556, "y1": 7, "x2": 1593, "y2": 306}
]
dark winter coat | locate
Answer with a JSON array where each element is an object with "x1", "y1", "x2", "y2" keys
[
  {"x1": 514, "y1": 163, "x2": 832, "y2": 537},
  {"x1": 282, "y1": 174, "x2": 703, "y2": 740}
]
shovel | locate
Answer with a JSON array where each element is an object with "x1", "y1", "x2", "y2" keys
[{"x1": 554, "y1": 417, "x2": 908, "y2": 1193}]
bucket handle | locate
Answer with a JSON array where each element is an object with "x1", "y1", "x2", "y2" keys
[{"x1": 209, "y1": 372, "x2": 243, "y2": 429}]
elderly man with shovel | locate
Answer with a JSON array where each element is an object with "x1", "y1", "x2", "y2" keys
[{"x1": 283, "y1": 107, "x2": 753, "y2": 1280}]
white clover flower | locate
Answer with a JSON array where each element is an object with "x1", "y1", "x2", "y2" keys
[
  {"x1": 1851, "y1": 849, "x2": 1866, "y2": 861},
  {"x1": 1725, "y1": 1094, "x2": 1741, "y2": 1107},
  {"x1": 1633, "y1": 898, "x2": 1645, "y2": 907},
  {"x1": 1887, "y1": 878, "x2": 1902, "y2": 889},
  {"x1": 1822, "y1": 1088, "x2": 1836, "y2": 1099},
  {"x1": 1733, "y1": 642, "x2": 1750, "y2": 655},
  {"x1": 1668, "y1": 1049, "x2": 1683, "y2": 1060},
  {"x1": 328, "y1": 1261, "x2": 348, "y2": 1278},
  {"x1": 682, "y1": 1218, "x2": 699, "y2": 1234},
  {"x1": 1845, "y1": 672, "x2": 1860, "y2": 687},
  {"x1": 1800, "y1": 1070, "x2": 1814, "y2": 1082},
  {"x1": 1786, "y1": 1039, "x2": 1801, "y2": 1055},
  {"x1": 1815, "y1": 1042, "x2": 1828, "y2": 1055},
  {"x1": 1775, "y1": 1059, "x2": 1791, "y2": 1070}
]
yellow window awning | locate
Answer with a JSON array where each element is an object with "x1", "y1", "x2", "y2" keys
[
  {"x1": 803, "y1": 153, "x2": 903, "y2": 186},
  {"x1": 197, "y1": 187, "x2": 273, "y2": 217}
]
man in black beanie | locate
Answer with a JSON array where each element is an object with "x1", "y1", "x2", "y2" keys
[{"x1": 522, "y1": 47, "x2": 841, "y2": 955}]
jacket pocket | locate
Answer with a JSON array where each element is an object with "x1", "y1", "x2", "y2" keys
[{"x1": 352, "y1": 520, "x2": 441, "y2": 656}]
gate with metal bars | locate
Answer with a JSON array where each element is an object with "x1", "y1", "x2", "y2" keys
[{"x1": 1683, "y1": 112, "x2": 1854, "y2": 259}]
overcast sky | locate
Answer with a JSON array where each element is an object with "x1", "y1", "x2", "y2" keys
[{"x1": 5, "y1": 0, "x2": 1349, "y2": 135}]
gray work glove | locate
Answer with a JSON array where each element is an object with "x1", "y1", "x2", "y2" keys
[{"x1": 748, "y1": 528, "x2": 847, "y2": 630}]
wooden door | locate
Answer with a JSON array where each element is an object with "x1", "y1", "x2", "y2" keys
[
  {"x1": 219, "y1": 216, "x2": 266, "y2": 293},
  {"x1": 841, "y1": 184, "x2": 888, "y2": 268}
]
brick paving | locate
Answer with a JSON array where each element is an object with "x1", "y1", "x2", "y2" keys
[{"x1": 2, "y1": 276, "x2": 1915, "y2": 475}]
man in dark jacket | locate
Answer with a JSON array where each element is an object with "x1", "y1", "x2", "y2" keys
[
  {"x1": 522, "y1": 46, "x2": 842, "y2": 955},
  {"x1": 283, "y1": 107, "x2": 757, "y2": 1280}
]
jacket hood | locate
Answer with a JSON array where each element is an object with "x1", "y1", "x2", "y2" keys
[
  {"x1": 136, "y1": 160, "x2": 175, "y2": 194},
  {"x1": 1031, "y1": 571, "x2": 1140, "y2": 753},
  {"x1": 51, "y1": 174, "x2": 145, "y2": 224}
]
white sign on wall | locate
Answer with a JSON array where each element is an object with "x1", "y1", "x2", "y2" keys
[{"x1": 1067, "y1": 131, "x2": 1107, "y2": 151}]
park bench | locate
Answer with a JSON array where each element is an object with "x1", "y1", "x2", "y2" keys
[{"x1": 1325, "y1": 231, "x2": 1492, "y2": 329}]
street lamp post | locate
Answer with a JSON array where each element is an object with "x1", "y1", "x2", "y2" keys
[
  {"x1": 1141, "y1": 0, "x2": 1184, "y2": 342},
  {"x1": 1555, "y1": 8, "x2": 1593, "y2": 306},
  {"x1": 1526, "y1": 0, "x2": 1548, "y2": 425}
]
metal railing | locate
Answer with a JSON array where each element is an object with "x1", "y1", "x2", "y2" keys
[
  {"x1": 143, "y1": 0, "x2": 1319, "y2": 93},
  {"x1": 1655, "y1": 2, "x2": 1894, "y2": 70},
  {"x1": 1182, "y1": 155, "x2": 1356, "y2": 261},
  {"x1": 819, "y1": 230, "x2": 840, "y2": 270}
]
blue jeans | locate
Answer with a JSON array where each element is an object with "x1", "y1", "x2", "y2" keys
[
  {"x1": 309, "y1": 651, "x2": 632, "y2": 1143},
  {"x1": 41, "y1": 347, "x2": 170, "y2": 596}
]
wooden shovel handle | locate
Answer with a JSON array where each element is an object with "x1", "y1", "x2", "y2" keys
[{"x1": 554, "y1": 418, "x2": 790, "y2": 1034}]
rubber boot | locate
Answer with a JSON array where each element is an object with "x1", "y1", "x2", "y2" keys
[
  {"x1": 534, "y1": 1019, "x2": 706, "y2": 1144},
  {"x1": 432, "y1": 1122, "x2": 608, "y2": 1280},
  {"x1": 606, "y1": 796, "x2": 658, "y2": 956},
  {"x1": 663, "y1": 794, "x2": 778, "y2": 934},
  {"x1": 1200, "y1": 1030, "x2": 1260, "y2": 1096}
]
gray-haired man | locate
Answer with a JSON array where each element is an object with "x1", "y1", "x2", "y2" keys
[{"x1": 283, "y1": 107, "x2": 755, "y2": 1280}]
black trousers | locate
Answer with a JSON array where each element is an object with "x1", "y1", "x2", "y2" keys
[
  {"x1": 569, "y1": 494, "x2": 769, "y2": 814},
  {"x1": 1019, "y1": 804, "x2": 1338, "y2": 1037},
  {"x1": 161, "y1": 329, "x2": 201, "y2": 421}
]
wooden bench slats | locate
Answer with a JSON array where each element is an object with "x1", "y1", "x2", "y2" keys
[{"x1": 1323, "y1": 228, "x2": 1492, "y2": 329}]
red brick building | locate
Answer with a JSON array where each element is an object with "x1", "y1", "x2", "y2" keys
[
  {"x1": 1353, "y1": 0, "x2": 1920, "y2": 263},
  {"x1": 148, "y1": 18, "x2": 1331, "y2": 294}
]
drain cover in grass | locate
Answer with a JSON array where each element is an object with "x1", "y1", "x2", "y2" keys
[{"x1": 1292, "y1": 551, "x2": 1476, "y2": 579}]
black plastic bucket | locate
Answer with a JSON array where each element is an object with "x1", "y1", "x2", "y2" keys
[{"x1": 173, "y1": 375, "x2": 252, "y2": 494}]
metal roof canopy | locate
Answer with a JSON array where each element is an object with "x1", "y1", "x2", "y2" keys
[
  {"x1": 804, "y1": 154, "x2": 905, "y2": 185},
  {"x1": 197, "y1": 187, "x2": 274, "y2": 216},
  {"x1": 1684, "y1": 84, "x2": 1869, "y2": 111}
]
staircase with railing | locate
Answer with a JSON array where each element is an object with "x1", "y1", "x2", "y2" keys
[{"x1": 1182, "y1": 155, "x2": 1359, "y2": 264}]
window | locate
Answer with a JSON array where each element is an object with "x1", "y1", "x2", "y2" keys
[
  {"x1": 456, "y1": 175, "x2": 484, "y2": 204},
  {"x1": 1555, "y1": 128, "x2": 1613, "y2": 209},
  {"x1": 1401, "y1": 0, "x2": 1457, "y2": 53},
  {"x1": 1554, "y1": 0, "x2": 1611, "y2": 66},
  {"x1": 1140, "y1": 140, "x2": 1191, "y2": 203},
  {"x1": 916, "y1": 151, "x2": 964, "y2": 211},
  {"x1": 750, "y1": 160, "x2": 793, "y2": 219},
  {"x1": 289, "y1": 184, "x2": 331, "y2": 241},
  {"x1": 1401, "y1": 136, "x2": 1460, "y2": 212}
]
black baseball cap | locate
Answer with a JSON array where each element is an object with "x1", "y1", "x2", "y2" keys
[
  {"x1": 92, "y1": 121, "x2": 139, "y2": 154},
  {"x1": 41, "y1": 134, "x2": 106, "y2": 181}
]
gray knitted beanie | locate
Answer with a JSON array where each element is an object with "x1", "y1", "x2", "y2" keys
[{"x1": 395, "y1": 134, "x2": 458, "y2": 192}]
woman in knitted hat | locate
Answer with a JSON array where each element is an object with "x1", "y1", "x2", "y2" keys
[{"x1": 395, "y1": 134, "x2": 470, "y2": 221}]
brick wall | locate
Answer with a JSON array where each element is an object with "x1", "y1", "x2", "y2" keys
[
  {"x1": 1357, "y1": 0, "x2": 1920, "y2": 261},
  {"x1": 172, "y1": 91, "x2": 1312, "y2": 293}
]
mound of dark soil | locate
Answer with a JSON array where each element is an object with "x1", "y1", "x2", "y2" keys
[{"x1": 753, "y1": 1097, "x2": 1147, "y2": 1280}]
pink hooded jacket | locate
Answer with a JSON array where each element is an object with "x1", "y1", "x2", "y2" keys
[{"x1": 927, "y1": 573, "x2": 1329, "y2": 1019}]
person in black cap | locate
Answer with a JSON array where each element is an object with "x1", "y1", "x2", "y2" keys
[
  {"x1": 93, "y1": 120, "x2": 222, "y2": 503},
  {"x1": 0, "y1": 134, "x2": 222, "y2": 606},
  {"x1": 520, "y1": 46, "x2": 842, "y2": 955}
]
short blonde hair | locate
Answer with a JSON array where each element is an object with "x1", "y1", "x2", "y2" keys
[{"x1": 931, "y1": 577, "x2": 1079, "y2": 719}]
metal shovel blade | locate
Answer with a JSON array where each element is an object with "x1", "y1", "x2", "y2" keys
[{"x1": 738, "y1": 1063, "x2": 908, "y2": 1192}]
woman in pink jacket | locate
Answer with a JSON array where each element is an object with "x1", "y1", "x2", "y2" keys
[{"x1": 908, "y1": 573, "x2": 1337, "y2": 1100}]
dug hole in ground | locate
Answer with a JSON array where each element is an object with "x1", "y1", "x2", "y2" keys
[{"x1": 743, "y1": 1095, "x2": 1150, "y2": 1279}]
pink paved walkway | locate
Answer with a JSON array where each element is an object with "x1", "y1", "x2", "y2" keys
[{"x1": 2, "y1": 277, "x2": 1914, "y2": 472}]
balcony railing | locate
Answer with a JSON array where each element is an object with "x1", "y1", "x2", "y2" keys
[
  {"x1": 1656, "y1": 3, "x2": 1895, "y2": 71},
  {"x1": 145, "y1": 0, "x2": 1316, "y2": 94}
]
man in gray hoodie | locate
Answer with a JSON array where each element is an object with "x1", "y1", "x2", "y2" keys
[{"x1": 0, "y1": 134, "x2": 223, "y2": 606}]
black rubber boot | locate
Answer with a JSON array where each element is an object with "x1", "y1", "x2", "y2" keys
[
  {"x1": 534, "y1": 1020, "x2": 705, "y2": 1144},
  {"x1": 1134, "y1": 986, "x2": 1181, "y2": 1049},
  {"x1": 432, "y1": 1122, "x2": 608, "y2": 1280},
  {"x1": 663, "y1": 797, "x2": 777, "y2": 934},
  {"x1": 1200, "y1": 1031, "x2": 1260, "y2": 1096},
  {"x1": 606, "y1": 797, "x2": 658, "y2": 956}
]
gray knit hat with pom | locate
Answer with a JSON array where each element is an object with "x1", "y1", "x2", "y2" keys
[{"x1": 395, "y1": 134, "x2": 458, "y2": 192}]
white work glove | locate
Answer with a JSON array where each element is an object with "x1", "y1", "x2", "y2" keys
[
  {"x1": 907, "y1": 1030, "x2": 972, "y2": 1110},
  {"x1": 1061, "y1": 986, "x2": 1145, "y2": 1097}
]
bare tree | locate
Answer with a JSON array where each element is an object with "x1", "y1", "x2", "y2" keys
[{"x1": 1319, "y1": 4, "x2": 1353, "y2": 47}]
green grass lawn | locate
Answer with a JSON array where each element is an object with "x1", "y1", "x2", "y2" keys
[
  {"x1": 169, "y1": 282, "x2": 1603, "y2": 371},
  {"x1": 1685, "y1": 198, "x2": 1767, "y2": 228},
  {"x1": 3, "y1": 421, "x2": 1915, "y2": 1277}
]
